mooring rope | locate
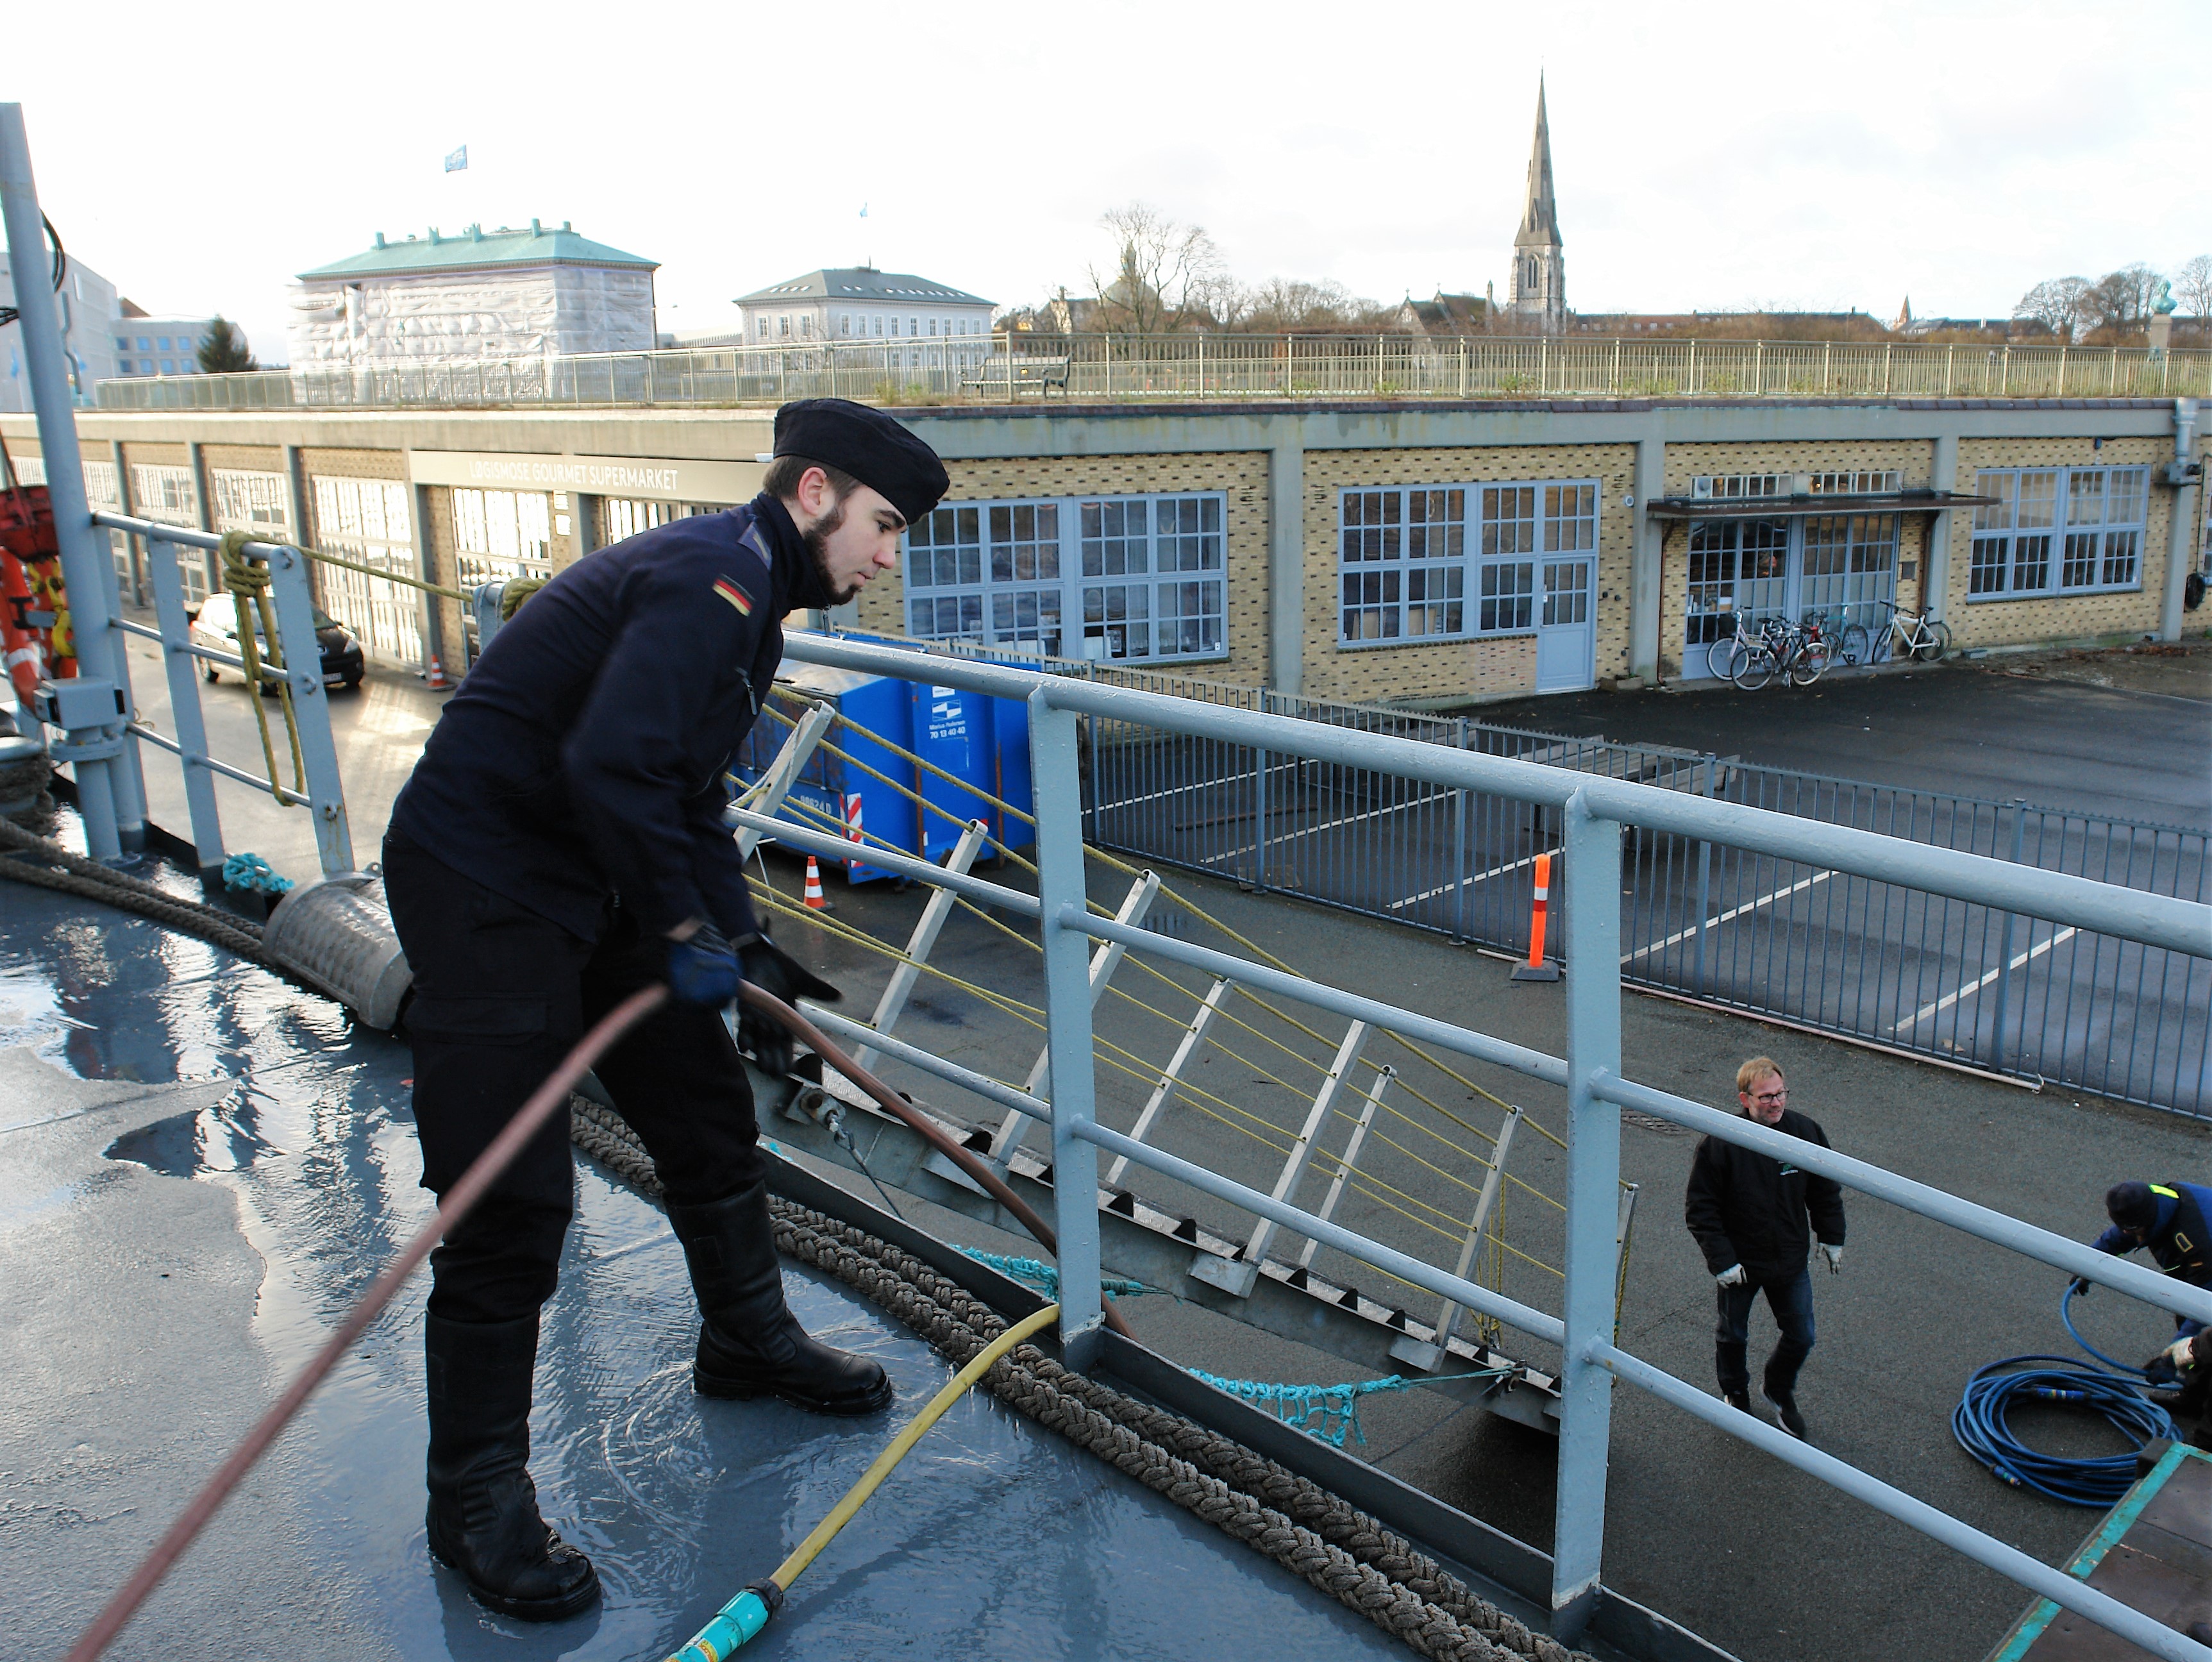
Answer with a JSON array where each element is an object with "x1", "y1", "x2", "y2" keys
[{"x1": 570, "y1": 1099, "x2": 1592, "y2": 1662}]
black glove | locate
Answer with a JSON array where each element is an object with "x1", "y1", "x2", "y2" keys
[
  {"x1": 735, "y1": 932, "x2": 841, "y2": 1077},
  {"x1": 2068, "y1": 1277, "x2": 2093, "y2": 1298},
  {"x1": 665, "y1": 923, "x2": 743, "y2": 1007}
]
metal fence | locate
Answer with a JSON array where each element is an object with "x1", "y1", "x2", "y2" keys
[
  {"x1": 989, "y1": 651, "x2": 2211, "y2": 1116},
  {"x1": 765, "y1": 630, "x2": 2212, "y2": 1661},
  {"x1": 90, "y1": 333, "x2": 2212, "y2": 412}
]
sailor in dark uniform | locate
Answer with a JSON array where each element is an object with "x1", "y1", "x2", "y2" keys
[{"x1": 382, "y1": 399, "x2": 948, "y2": 1620}]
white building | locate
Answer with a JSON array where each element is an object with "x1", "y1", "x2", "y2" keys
[
  {"x1": 112, "y1": 307, "x2": 230, "y2": 377},
  {"x1": 0, "y1": 248, "x2": 117, "y2": 411},
  {"x1": 287, "y1": 220, "x2": 658, "y2": 367},
  {"x1": 731, "y1": 267, "x2": 994, "y2": 346}
]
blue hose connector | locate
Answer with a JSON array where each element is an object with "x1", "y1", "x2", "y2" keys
[{"x1": 667, "y1": 1586, "x2": 776, "y2": 1661}]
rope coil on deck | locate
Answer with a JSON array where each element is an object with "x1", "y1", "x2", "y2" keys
[{"x1": 569, "y1": 1098, "x2": 1593, "y2": 1662}]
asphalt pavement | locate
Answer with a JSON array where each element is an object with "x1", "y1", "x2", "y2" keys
[{"x1": 1468, "y1": 648, "x2": 2211, "y2": 832}]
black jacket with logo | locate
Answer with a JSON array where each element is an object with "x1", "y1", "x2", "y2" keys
[
  {"x1": 1684, "y1": 1107, "x2": 1848, "y2": 1281},
  {"x1": 390, "y1": 494, "x2": 828, "y2": 943}
]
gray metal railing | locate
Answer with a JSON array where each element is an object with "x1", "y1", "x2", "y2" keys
[
  {"x1": 88, "y1": 332, "x2": 2212, "y2": 412},
  {"x1": 768, "y1": 629, "x2": 2212, "y2": 1659},
  {"x1": 1041, "y1": 663, "x2": 2212, "y2": 1116}
]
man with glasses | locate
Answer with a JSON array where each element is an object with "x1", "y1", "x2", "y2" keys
[{"x1": 1684, "y1": 1057, "x2": 1847, "y2": 1439}]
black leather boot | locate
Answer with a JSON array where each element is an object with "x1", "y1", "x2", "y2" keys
[
  {"x1": 667, "y1": 1177, "x2": 893, "y2": 1416},
  {"x1": 424, "y1": 1313, "x2": 600, "y2": 1621}
]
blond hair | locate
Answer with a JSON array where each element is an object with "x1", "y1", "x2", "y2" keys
[{"x1": 1736, "y1": 1056, "x2": 1784, "y2": 1095}]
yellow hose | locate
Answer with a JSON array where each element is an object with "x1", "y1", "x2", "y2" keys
[{"x1": 666, "y1": 1302, "x2": 1061, "y2": 1661}]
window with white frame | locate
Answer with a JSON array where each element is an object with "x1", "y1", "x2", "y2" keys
[
  {"x1": 451, "y1": 488, "x2": 552, "y2": 590},
  {"x1": 131, "y1": 462, "x2": 208, "y2": 605},
  {"x1": 314, "y1": 476, "x2": 422, "y2": 666},
  {"x1": 210, "y1": 469, "x2": 289, "y2": 537},
  {"x1": 903, "y1": 492, "x2": 1225, "y2": 664},
  {"x1": 1971, "y1": 467, "x2": 2147, "y2": 599},
  {"x1": 1337, "y1": 480, "x2": 1596, "y2": 646}
]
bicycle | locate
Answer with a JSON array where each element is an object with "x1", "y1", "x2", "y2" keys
[
  {"x1": 1785, "y1": 614, "x2": 1836, "y2": 686},
  {"x1": 1704, "y1": 612, "x2": 1764, "y2": 687},
  {"x1": 1839, "y1": 600, "x2": 1950, "y2": 666}
]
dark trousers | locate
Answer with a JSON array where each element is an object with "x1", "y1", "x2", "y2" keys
[
  {"x1": 1716, "y1": 1264, "x2": 1816, "y2": 1399},
  {"x1": 383, "y1": 830, "x2": 764, "y2": 1325}
]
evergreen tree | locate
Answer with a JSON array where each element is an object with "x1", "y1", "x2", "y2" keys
[{"x1": 196, "y1": 315, "x2": 258, "y2": 373}]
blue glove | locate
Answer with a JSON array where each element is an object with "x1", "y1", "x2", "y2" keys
[{"x1": 666, "y1": 923, "x2": 744, "y2": 1007}]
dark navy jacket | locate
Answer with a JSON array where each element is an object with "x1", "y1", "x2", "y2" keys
[
  {"x1": 390, "y1": 494, "x2": 827, "y2": 943},
  {"x1": 2091, "y1": 1180, "x2": 2212, "y2": 1289}
]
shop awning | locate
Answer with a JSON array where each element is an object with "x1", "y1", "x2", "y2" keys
[{"x1": 1644, "y1": 488, "x2": 1997, "y2": 520}]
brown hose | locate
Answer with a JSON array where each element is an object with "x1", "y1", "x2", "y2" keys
[{"x1": 741, "y1": 983, "x2": 1136, "y2": 1342}]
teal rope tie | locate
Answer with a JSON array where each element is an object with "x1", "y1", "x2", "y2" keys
[
  {"x1": 955, "y1": 1246, "x2": 1152, "y2": 1302},
  {"x1": 1187, "y1": 1366, "x2": 1518, "y2": 1449},
  {"x1": 221, "y1": 852, "x2": 294, "y2": 896}
]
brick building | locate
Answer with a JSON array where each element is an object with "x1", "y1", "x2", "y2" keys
[{"x1": 6, "y1": 390, "x2": 2206, "y2": 696}]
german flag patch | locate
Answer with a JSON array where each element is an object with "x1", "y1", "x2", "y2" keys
[{"x1": 712, "y1": 576, "x2": 754, "y2": 617}]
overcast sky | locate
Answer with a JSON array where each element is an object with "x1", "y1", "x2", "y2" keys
[{"x1": 12, "y1": 0, "x2": 2208, "y2": 364}]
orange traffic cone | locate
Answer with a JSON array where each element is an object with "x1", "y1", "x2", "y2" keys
[
  {"x1": 803, "y1": 855, "x2": 829, "y2": 910},
  {"x1": 1510, "y1": 850, "x2": 1561, "y2": 982},
  {"x1": 426, "y1": 653, "x2": 450, "y2": 690}
]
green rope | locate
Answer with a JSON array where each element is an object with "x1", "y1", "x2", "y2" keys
[
  {"x1": 954, "y1": 1245, "x2": 1150, "y2": 1302},
  {"x1": 1187, "y1": 1366, "x2": 1514, "y2": 1449}
]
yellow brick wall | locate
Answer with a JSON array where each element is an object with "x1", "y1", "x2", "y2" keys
[
  {"x1": 1300, "y1": 444, "x2": 1635, "y2": 703},
  {"x1": 850, "y1": 452, "x2": 1272, "y2": 684},
  {"x1": 421, "y1": 485, "x2": 466, "y2": 676},
  {"x1": 1655, "y1": 441, "x2": 1935, "y2": 679},
  {"x1": 119, "y1": 442, "x2": 190, "y2": 469},
  {"x1": 201, "y1": 444, "x2": 285, "y2": 475},
  {"x1": 1945, "y1": 437, "x2": 2169, "y2": 648}
]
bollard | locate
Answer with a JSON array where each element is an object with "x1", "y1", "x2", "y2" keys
[{"x1": 1510, "y1": 850, "x2": 1562, "y2": 982}]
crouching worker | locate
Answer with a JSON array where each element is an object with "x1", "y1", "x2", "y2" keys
[{"x1": 383, "y1": 399, "x2": 948, "y2": 1620}]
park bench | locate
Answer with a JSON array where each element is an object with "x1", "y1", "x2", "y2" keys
[{"x1": 962, "y1": 353, "x2": 1072, "y2": 399}]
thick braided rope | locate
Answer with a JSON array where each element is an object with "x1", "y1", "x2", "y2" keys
[
  {"x1": 0, "y1": 821, "x2": 269, "y2": 959},
  {"x1": 566, "y1": 1099, "x2": 1589, "y2": 1662}
]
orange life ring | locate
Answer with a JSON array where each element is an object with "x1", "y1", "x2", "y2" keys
[{"x1": 0, "y1": 483, "x2": 73, "y2": 702}]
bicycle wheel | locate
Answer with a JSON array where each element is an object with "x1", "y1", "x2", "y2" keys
[
  {"x1": 1838, "y1": 624, "x2": 1870, "y2": 667},
  {"x1": 1732, "y1": 644, "x2": 1776, "y2": 691},
  {"x1": 1913, "y1": 619, "x2": 1951, "y2": 662},
  {"x1": 1707, "y1": 636, "x2": 1747, "y2": 682},
  {"x1": 1791, "y1": 637, "x2": 1833, "y2": 686}
]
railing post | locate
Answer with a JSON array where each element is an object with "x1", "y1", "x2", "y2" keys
[
  {"x1": 1, "y1": 102, "x2": 133, "y2": 859},
  {"x1": 1552, "y1": 789, "x2": 1623, "y2": 1642},
  {"x1": 1692, "y1": 757, "x2": 1716, "y2": 993},
  {"x1": 144, "y1": 535, "x2": 226, "y2": 877},
  {"x1": 1028, "y1": 685, "x2": 1105, "y2": 1363},
  {"x1": 1987, "y1": 798, "x2": 2027, "y2": 1073},
  {"x1": 264, "y1": 541, "x2": 356, "y2": 876},
  {"x1": 1252, "y1": 738, "x2": 1269, "y2": 893}
]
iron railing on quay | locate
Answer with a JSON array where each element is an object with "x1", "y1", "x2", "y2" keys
[
  {"x1": 88, "y1": 333, "x2": 2212, "y2": 412},
  {"x1": 881, "y1": 639, "x2": 2212, "y2": 1116},
  {"x1": 767, "y1": 629, "x2": 2212, "y2": 1661}
]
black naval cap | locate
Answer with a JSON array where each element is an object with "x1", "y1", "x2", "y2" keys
[
  {"x1": 2105, "y1": 1180, "x2": 2157, "y2": 1229},
  {"x1": 772, "y1": 398, "x2": 949, "y2": 525}
]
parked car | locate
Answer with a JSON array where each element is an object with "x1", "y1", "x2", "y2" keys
[{"x1": 190, "y1": 600, "x2": 365, "y2": 692}]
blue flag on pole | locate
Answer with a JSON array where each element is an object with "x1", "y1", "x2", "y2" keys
[
  {"x1": 444, "y1": 145, "x2": 468, "y2": 172},
  {"x1": 859, "y1": 203, "x2": 868, "y2": 218}
]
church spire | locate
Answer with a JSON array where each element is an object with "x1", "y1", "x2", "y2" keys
[
  {"x1": 1516, "y1": 76, "x2": 1561, "y2": 249},
  {"x1": 1507, "y1": 78, "x2": 1565, "y2": 334}
]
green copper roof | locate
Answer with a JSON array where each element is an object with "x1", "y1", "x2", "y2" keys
[{"x1": 299, "y1": 221, "x2": 657, "y2": 280}]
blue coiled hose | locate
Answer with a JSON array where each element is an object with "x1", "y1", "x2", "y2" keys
[{"x1": 1950, "y1": 1286, "x2": 2177, "y2": 1507}]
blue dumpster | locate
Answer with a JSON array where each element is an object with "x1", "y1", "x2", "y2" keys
[{"x1": 730, "y1": 648, "x2": 1035, "y2": 884}]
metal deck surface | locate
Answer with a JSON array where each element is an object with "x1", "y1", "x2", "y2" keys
[{"x1": 0, "y1": 860, "x2": 1411, "y2": 1662}]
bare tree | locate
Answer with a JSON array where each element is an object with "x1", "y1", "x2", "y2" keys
[
  {"x1": 2080, "y1": 264, "x2": 2166, "y2": 339},
  {"x1": 2175, "y1": 254, "x2": 2212, "y2": 319},
  {"x1": 1086, "y1": 203, "x2": 1225, "y2": 335},
  {"x1": 1237, "y1": 277, "x2": 1381, "y2": 333},
  {"x1": 2014, "y1": 276, "x2": 2093, "y2": 342}
]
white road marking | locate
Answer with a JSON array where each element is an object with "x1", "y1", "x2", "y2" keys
[
  {"x1": 1622, "y1": 870, "x2": 1836, "y2": 961},
  {"x1": 1893, "y1": 925, "x2": 2077, "y2": 1031},
  {"x1": 1387, "y1": 849, "x2": 1546, "y2": 911},
  {"x1": 1204, "y1": 791, "x2": 1451, "y2": 863}
]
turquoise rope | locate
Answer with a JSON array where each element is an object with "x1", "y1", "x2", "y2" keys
[
  {"x1": 221, "y1": 852, "x2": 293, "y2": 895},
  {"x1": 954, "y1": 1246, "x2": 1151, "y2": 1302},
  {"x1": 1188, "y1": 1366, "x2": 1516, "y2": 1449}
]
